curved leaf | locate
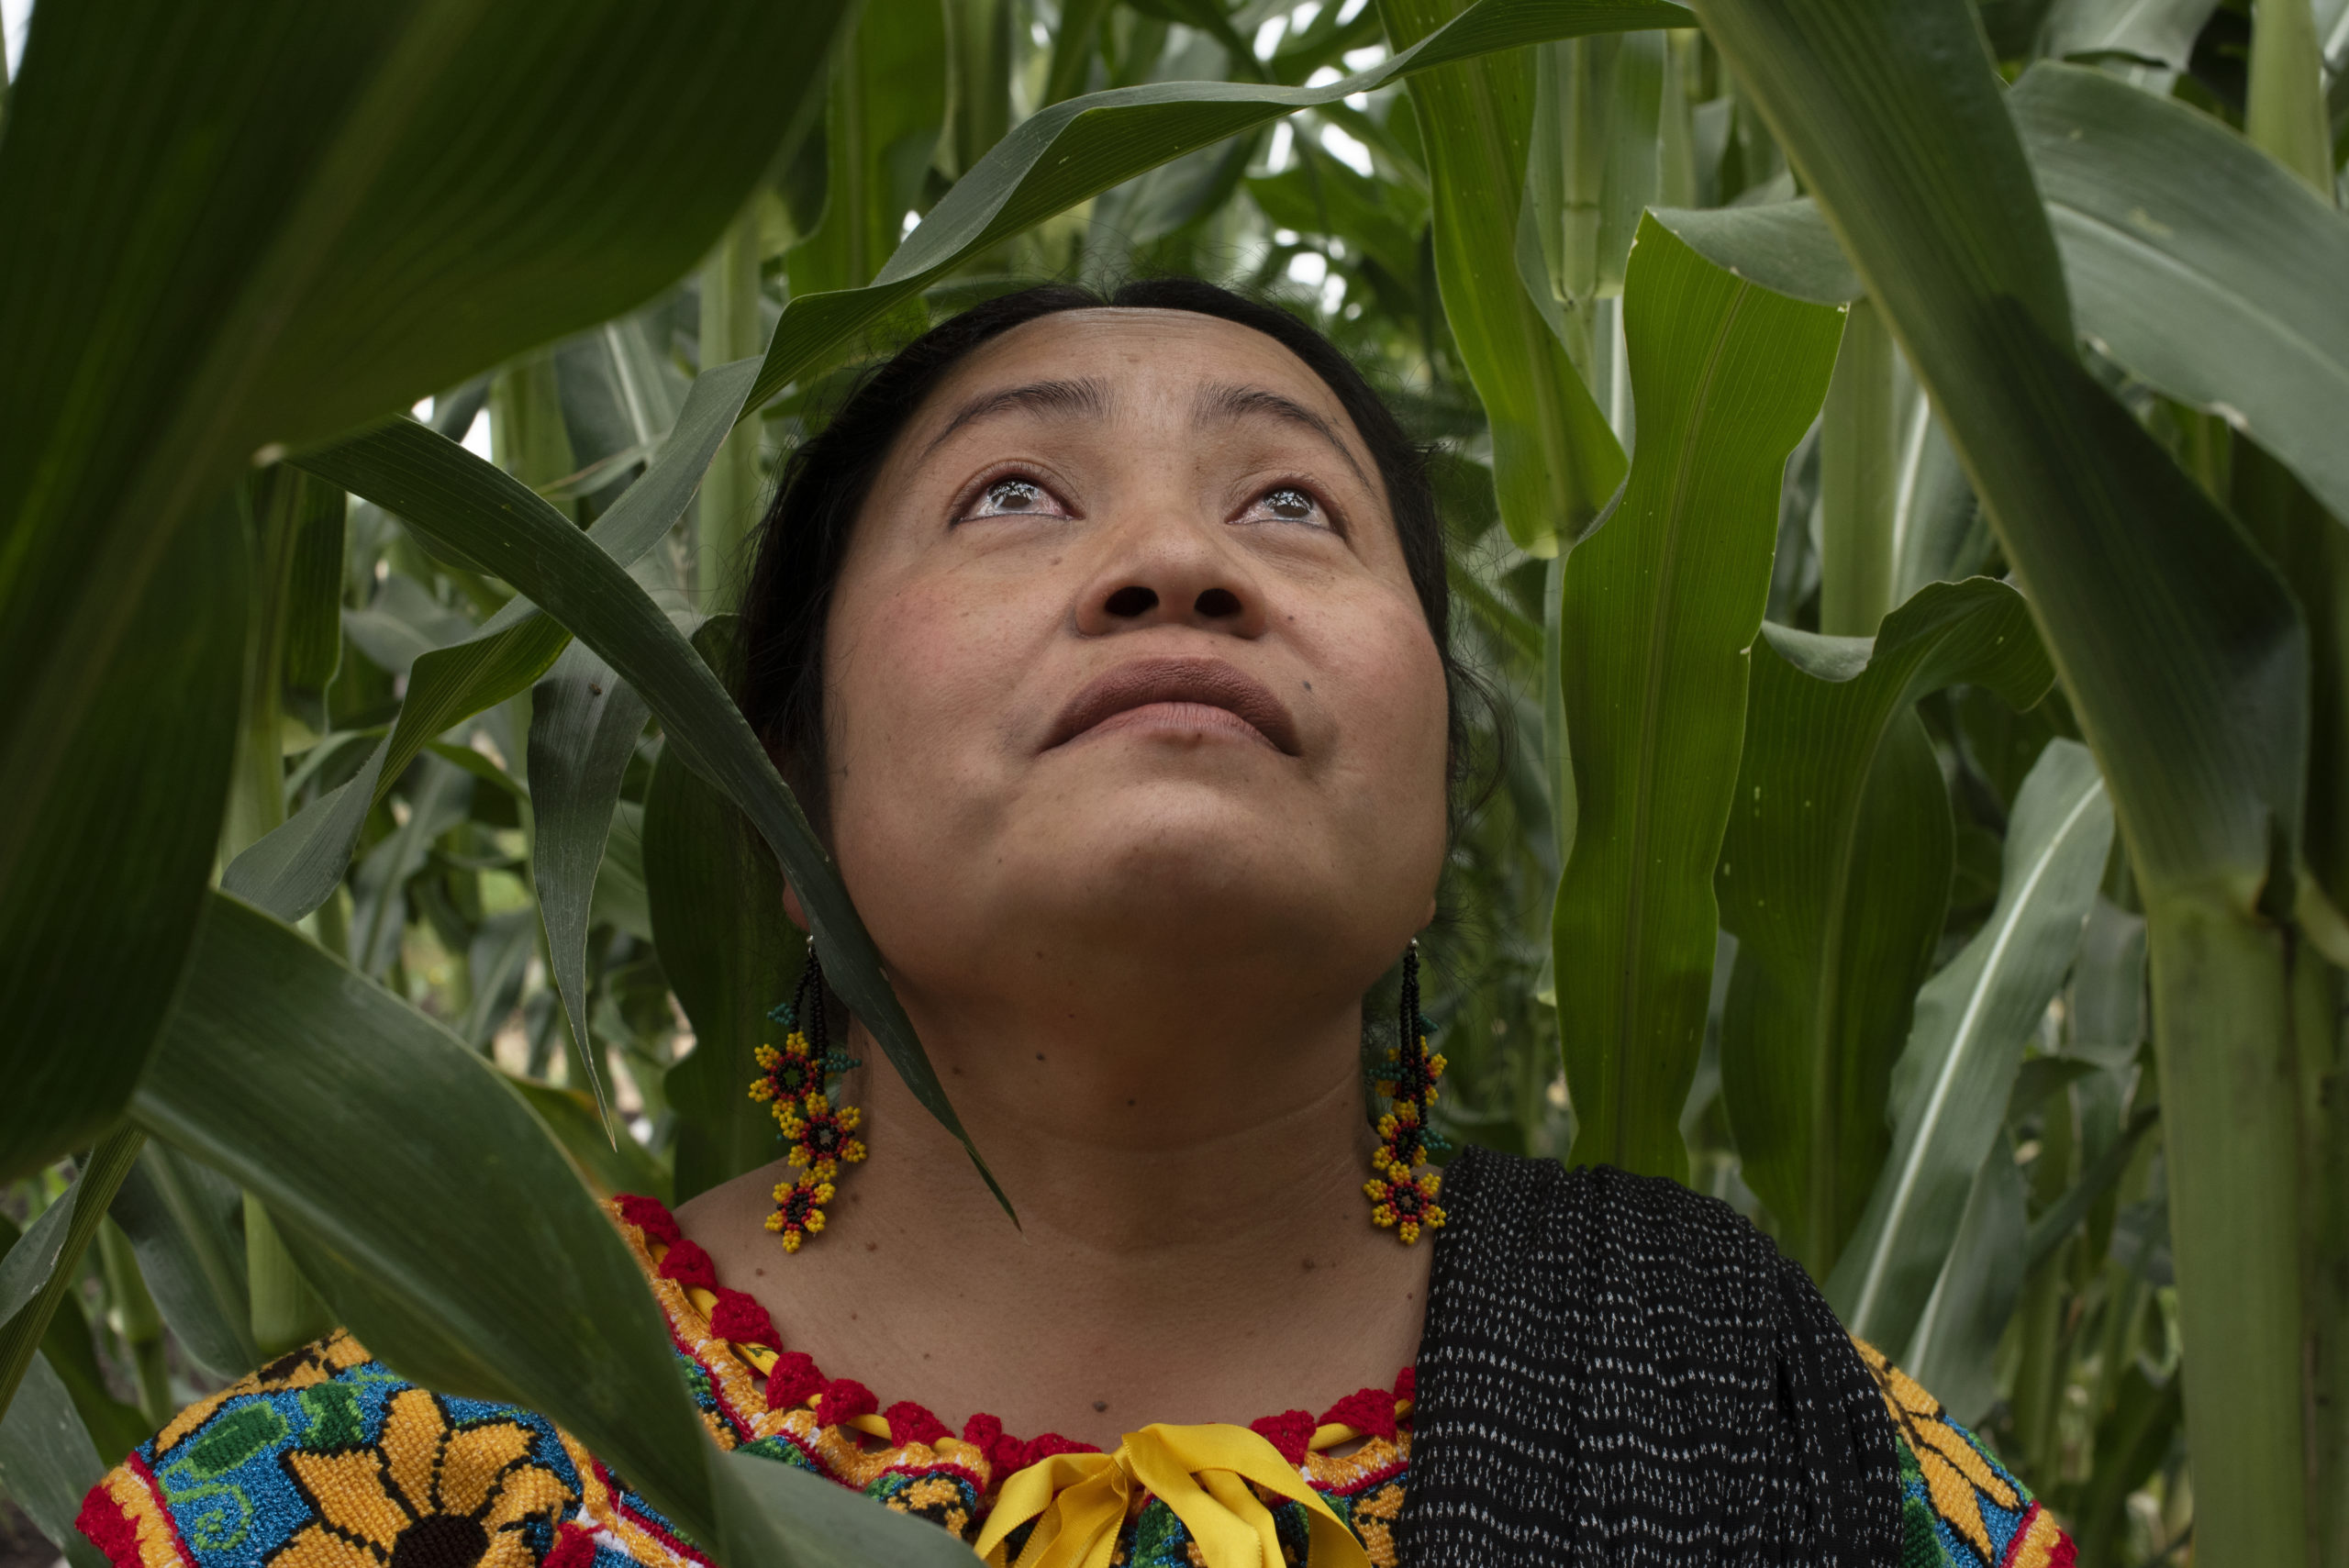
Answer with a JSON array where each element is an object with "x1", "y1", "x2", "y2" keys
[
  {"x1": 292, "y1": 415, "x2": 1010, "y2": 1215},
  {"x1": 0, "y1": 0, "x2": 848, "y2": 1175},
  {"x1": 0, "y1": 1129, "x2": 145, "y2": 1418},
  {"x1": 2012, "y1": 61, "x2": 2349, "y2": 528},
  {"x1": 233, "y1": 356, "x2": 761, "y2": 921},
  {"x1": 1690, "y1": 1, "x2": 2312, "y2": 1544},
  {"x1": 1553, "y1": 216, "x2": 1843, "y2": 1179},
  {"x1": 1830, "y1": 739, "x2": 2114, "y2": 1350},
  {"x1": 107, "y1": 1142, "x2": 260, "y2": 1382},
  {"x1": 0, "y1": 1352, "x2": 107, "y2": 1568},
  {"x1": 1717, "y1": 578, "x2": 2054, "y2": 1274},
  {"x1": 528, "y1": 641, "x2": 653, "y2": 1135},
  {"x1": 1383, "y1": 0, "x2": 1628, "y2": 552},
  {"x1": 134, "y1": 891, "x2": 716, "y2": 1539},
  {"x1": 741, "y1": 0, "x2": 1695, "y2": 417},
  {"x1": 645, "y1": 620, "x2": 797, "y2": 1207}
]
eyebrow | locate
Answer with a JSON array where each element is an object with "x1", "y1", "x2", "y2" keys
[
  {"x1": 1193, "y1": 382, "x2": 1373, "y2": 491},
  {"x1": 920, "y1": 377, "x2": 1110, "y2": 458}
]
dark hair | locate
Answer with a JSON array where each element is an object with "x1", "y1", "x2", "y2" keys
[{"x1": 737, "y1": 276, "x2": 1484, "y2": 834}]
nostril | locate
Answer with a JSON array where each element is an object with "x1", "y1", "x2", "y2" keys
[
  {"x1": 1104, "y1": 584, "x2": 1158, "y2": 617},
  {"x1": 1195, "y1": 587, "x2": 1241, "y2": 618}
]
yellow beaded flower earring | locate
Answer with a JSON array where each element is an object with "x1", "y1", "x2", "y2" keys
[
  {"x1": 748, "y1": 939, "x2": 866, "y2": 1251},
  {"x1": 1365, "y1": 939, "x2": 1448, "y2": 1244}
]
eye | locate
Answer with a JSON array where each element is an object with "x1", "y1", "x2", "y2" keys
[
  {"x1": 1237, "y1": 484, "x2": 1331, "y2": 528},
  {"x1": 960, "y1": 475, "x2": 1070, "y2": 521}
]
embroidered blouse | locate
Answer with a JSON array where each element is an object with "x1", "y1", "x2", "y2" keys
[{"x1": 76, "y1": 1193, "x2": 2073, "y2": 1568}]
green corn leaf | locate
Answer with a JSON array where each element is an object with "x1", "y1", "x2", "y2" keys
[
  {"x1": 528, "y1": 642, "x2": 654, "y2": 1140},
  {"x1": 1830, "y1": 740, "x2": 2114, "y2": 1351},
  {"x1": 713, "y1": 1443, "x2": 983, "y2": 1568},
  {"x1": 107, "y1": 1141, "x2": 261, "y2": 1382},
  {"x1": 740, "y1": 0, "x2": 1694, "y2": 422},
  {"x1": 1895, "y1": 1130, "x2": 2029, "y2": 1429},
  {"x1": 785, "y1": 6, "x2": 951, "y2": 298},
  {"x1": 0, "y1": 0, "x2": 848, "y2": 1180},
  {"x1": 0, "y1": 1352, "x2": 109, "y2": 1568},
  {"x1": 1692, "y1": 2, "x2": 2314, "y2": 1543},
  {"x1": 1384, "y1": 0, "x2": 1630, "y2": 554},
  {"x1": 1717, "y1": 578, "x2": 2054, "y2": 1276},
  {"x1": 2011, "y1": 61, "x2": 2349, "y2": 528},
  {"x1": 135, "y1": 891, "x2": 717, "y2": 1540},
  {"x1": 504, "y1": 1076, "x2": 674, "y2": 1206},
  {"x1": 646, "y1": 619, "x2": 800, "y2": 1207},
  {"x1": 292, "y1": 415, "x2": 1008, "y2": 1218},
  {"x1": 1553, "y1": 216, "x2": 1843, "y2": 1180},
  {"x1": 0, "y1": 1129, "x2": 145, "y2": 1420},
  {"x1": 232, "y1": 357, "x2": 761, "y2": 921},
  {"x1": 1657, "y1": 69, "x2": 2349, "y2": 536}
]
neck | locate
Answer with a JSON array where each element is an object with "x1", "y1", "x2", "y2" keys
[
  {"x1": 679, "y1": 969, "x2": 1433, "y2": 1447},
  {"x1": 855, "y1": 975, "x2": 1375, "y2": 1252}
]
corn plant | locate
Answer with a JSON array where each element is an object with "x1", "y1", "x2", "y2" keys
[{"x1": 4, "y1": 1, "x2": 2346, "y2": 1564}]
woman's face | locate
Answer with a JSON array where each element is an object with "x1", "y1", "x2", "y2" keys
[{"x1": 818, "y1": 308, "x2": 1450, "y2": 1027}]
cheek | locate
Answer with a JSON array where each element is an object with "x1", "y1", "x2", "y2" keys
[
  {"x1": 1324, "y1": 598, "x2": 1452, "y2": 842},
  {"x1": 820, "y1": 571, "x2": 1052, "y2": 861}
]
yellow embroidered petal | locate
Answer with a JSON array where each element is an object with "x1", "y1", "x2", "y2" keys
[
  {"x1": 436, "y1": 1419, "x2": 535, "y2": 1516},
  {"x1": 1916, "y1": 1446, "x2": 1997, "y2": 1562},
  {"x1": 479, "y1": 1459, "x2": 574, "y2": 1531},
  {"x1": 270, "y1": 1522, "x2": 387, "y2": 1568},
  {"x1": 378, "y1": 1388, "x2": 449, "y2": 1516},
  {"x1": 1912, "y1": 1416, "x2": 2020, "y2": 1509},
  {"x1": 285, "y1": 1450, "x2": 411, "y2": 1554}
]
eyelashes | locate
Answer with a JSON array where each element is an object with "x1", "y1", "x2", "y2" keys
[
  {"x1": 952, "y1": 471, "x2": 1341, "y2": 532},
  {"x1": 959, "y1": 475, "x2": 1073, "y2": 521}
]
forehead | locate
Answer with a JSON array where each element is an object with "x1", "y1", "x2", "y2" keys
[{"x1": 908, "y1": 306, "x2": 1359, "y2": 438}]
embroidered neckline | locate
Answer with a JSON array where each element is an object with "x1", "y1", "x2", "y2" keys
[{"x1": 607, "y1": 1193, "x2": 1414, "y2": 1473}]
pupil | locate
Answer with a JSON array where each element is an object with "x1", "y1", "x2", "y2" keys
[
  {"x1": 1271, "y1": 489, "x2": 1308, "y2": 517},
  {"x1": 993, "y1": 481, "x2": 1036, "y2": 510}
]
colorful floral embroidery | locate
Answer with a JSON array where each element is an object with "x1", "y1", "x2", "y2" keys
[
  {"x1": 1854, "y1": 1340, "x2": 2075, "y2": 1568},
  {"x1": 81, "y1": 1199, "x2": 2071, "y2": 1568}
]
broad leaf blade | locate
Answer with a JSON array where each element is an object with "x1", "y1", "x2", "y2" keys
[
  {"x1": 0, "y1": 1352, "x2": 108, "y2": 1568},
  {"x1": 134, "y1": 892, "x2": 715, "y2": 1540},
  {"x1": 2012, "y1": 62, "x2": 2349, "y2": 529},
  {"x1": 646, "y1": 619, "x2": 798, "y2": 1206},
  {"x1": 293, "y1": 417, "x2": 1008, "y2": 1213},
  {"x1": 1382, "y1": 0, "x2": 1627, "y2": 553},
  {"x1": 0, "y1": 0, "x2": 846, "y2": 1177},
  {"x1": 107, "y1": 1142, "x2": 260, "y2": 1382},
  {"x1": 742, "y1": 0, "x2": 1695, "y2": 417},
  {"x1": 528, "y1": 642, "x2": 653, "y2": 1137},
  {"x1": 1553, "y1": 216, "x2": 1843, "y2": 1179},
  {"x1": 1829, "y1": 740, "x2": 2113, "y2": 1350},
  {"x1": 1716, "y1": 578, "x2": 2054, "y2": 1275}
]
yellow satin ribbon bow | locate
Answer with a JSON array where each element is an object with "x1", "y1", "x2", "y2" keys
[{"x1": 972, "y1": 1422, "x2": 1373, "y2": 1568}]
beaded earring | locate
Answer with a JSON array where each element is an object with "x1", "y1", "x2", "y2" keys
[
  {"x1": 1365, "y1": 939, "x2": 1449, "y2": 1244},
  {"x1": 748, "y1": 939, "x2": 866, "y2": 1251}
]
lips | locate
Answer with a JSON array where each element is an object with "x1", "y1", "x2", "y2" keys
[{"x1": 1045, "y1": 654, "x2": 1300, "y2": 755}]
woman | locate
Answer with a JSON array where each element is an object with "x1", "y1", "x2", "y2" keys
[{"x1": 78, "y1": 282, "x2": 2069, "y2": 1568}]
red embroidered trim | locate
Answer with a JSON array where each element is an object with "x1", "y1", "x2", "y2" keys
[
  {"x1": 1320, "y1": 1387, "x2": 1398, "y2": 1441},
  {"x1": 72, "y1": 1480, "x2": 141, "y2": 1568},
  {"x1": 815, "y1": 1377, "x2": 878, "y2": 1429},
  {"x1": 614, "y1": 1195, "x2": 681, "y2": 1245},
  {"x1": 543, "y1": 1521, "x2": 598, "y2": 1568},
  {"x1": 1250, "y1": 1410, "x2": 1316, "y2": 1465},
  {"x1": 612, "y1": 1193, "x2": 1408, "y2": 1465},
  {"x1": 707, "y1": 1287, "x2": 778, "y2": 1349},
  {"x1": 765, "y1": 1351, "x2": 825, "y2": 1411},
  {"x1": 655, "y1": 1238, "x2": 718, "y2": 1290}
]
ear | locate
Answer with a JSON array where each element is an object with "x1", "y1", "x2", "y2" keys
[
  {"x1": 1421, "y1": 895, "x2": 1437, "y2": 926},
  {"x1": 783, "y1": 882, "x2": 809, "y2": 931}
]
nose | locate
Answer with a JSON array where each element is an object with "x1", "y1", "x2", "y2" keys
[{"x1": 1074, "y1": 521, "x2": 1268, "y2": 639}]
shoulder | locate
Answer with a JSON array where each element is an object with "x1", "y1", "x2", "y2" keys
[
  {"x1": 75, "y1": 1330, "x2": 591, "y2": 1568},
  {"x1": 1852, "y1": 1340, "x2": 2076, "y2": 1568}
]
